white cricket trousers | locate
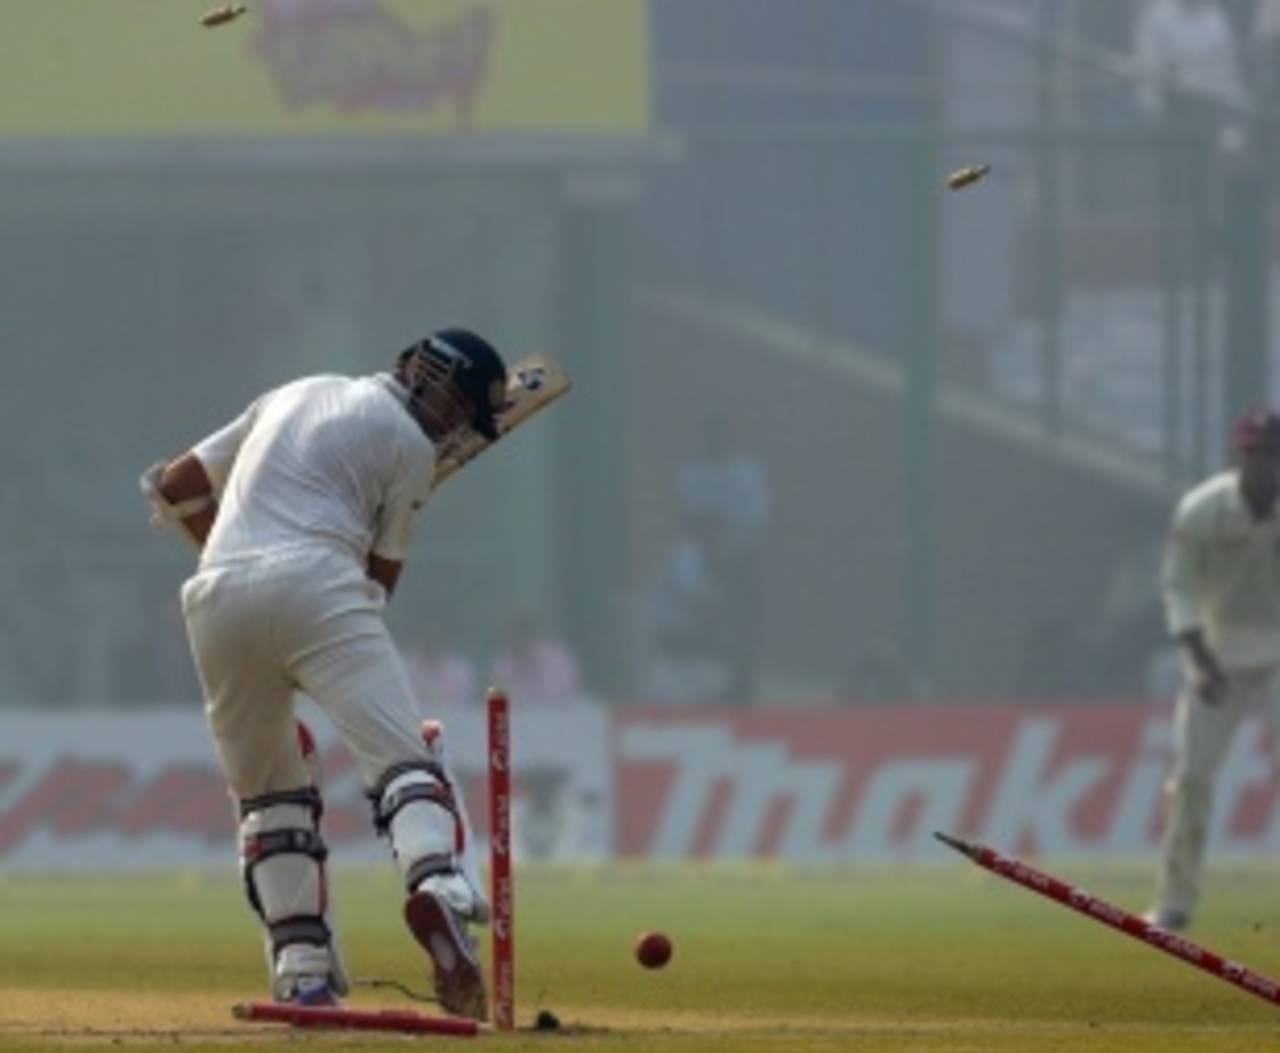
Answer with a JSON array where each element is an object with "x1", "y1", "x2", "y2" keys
[
  {"x1": 180, "y1": 546, "x2": 429, "y2": 799},
  {"x1": 1156, "y1": 662, "x2": 1280, "y2": 916}
]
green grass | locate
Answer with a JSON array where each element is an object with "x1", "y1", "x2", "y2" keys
[{"x1": 2, "y1": 862, "x2": 1279, "y2": 1051}]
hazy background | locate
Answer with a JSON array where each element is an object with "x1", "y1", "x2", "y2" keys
[{"x1": 1, "y1": 0, "x2": 1276, "y2": 712}]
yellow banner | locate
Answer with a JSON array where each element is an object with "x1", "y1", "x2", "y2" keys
[{"x1": 0, "y1": 0, "x2": 650, "y2": 136}]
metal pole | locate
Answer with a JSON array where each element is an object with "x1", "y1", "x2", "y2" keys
[
  {"x1": 1190, "y1": 138, "x2": 1212, "y2": 475},
  {"x1": 1036, "y1": 0, "x2": 1064, "y2": 437},
  {"x1": 1160, "y1": 125, "x2": 1186, "y2": 483},
  {"x1": 902, "y1": 1, "x2": 942, "y2": 695},
  {"x1": 1222, "y1": 150, "x2": 1271, "y2": 424}
]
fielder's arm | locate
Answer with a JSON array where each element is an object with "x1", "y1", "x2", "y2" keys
[
  {"x1": 432, "y1": 354, "x2": 571, "y2": 486},
  {"x1": 140, "y1": 453, "x2": 217, "y2": 548}
]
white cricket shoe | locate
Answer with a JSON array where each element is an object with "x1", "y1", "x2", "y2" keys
[
  {"x1": 273, "y1": 942, "x2": 342, "y2": 1005},
  {"x1": 1143, "y1": 907, "x2": 1191, "y2": 932},
  {"x1": 404, "y1": 888, "x2": 488, "y2": 1021},
  {"x1": 284, "y1": 974, "x2": 339, "y2": 1007}
]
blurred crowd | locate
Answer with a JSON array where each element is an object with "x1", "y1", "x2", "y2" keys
[
  {"x1": 1132, "y1": 0, "x2": 1280, "y2": 122},
  {"x1": 638, "y1": 418, "x2": 771, "y2": 707},
  {"x1": 401, "y1": 609, "x2": 582, "y2": 711},
  {"x1": 9, "y1": 0, "x2": 1280, "y2": 714}
]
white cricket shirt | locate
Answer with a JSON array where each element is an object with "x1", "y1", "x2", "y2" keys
[
  {"x1": 192, "y1": 373, "x2": 436, "y2": 568},
  {"x1": 1162, "y1": 471, "x2": 1280, "y2": 669}
]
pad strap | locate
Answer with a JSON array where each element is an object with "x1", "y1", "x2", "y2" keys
[
  {"x1": 367, "y1": 762, "x2": 456, "y2": 836},
  {"x1": 241, "y1": 787, "x2": 324, "y2": 822},
  {"x1": 239, "y1": 789, "x2": 328, "y2": 923},
  {"x1": 404, "y1": 853, "x2": 457, "y2": 892},
  {"x1": 242, "y1": 827, "x2": 329, "y2": 865},
  {"x1": 241, "y1": 827, "x2": 328, "y2": 920},
  {"x1": 269, "y1": 915, "x2": 331, "y2": 958}
]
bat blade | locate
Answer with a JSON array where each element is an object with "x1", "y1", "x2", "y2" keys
[{"x1": 432, "y1": 354, "x2": 571, "y2": 486}]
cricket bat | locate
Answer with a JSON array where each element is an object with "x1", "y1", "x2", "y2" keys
[{"x1": 432, "y1": 354, "x2": 571, "y2": 486}]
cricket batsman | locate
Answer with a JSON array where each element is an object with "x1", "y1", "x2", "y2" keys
[
  {"x1": 1147, "y1": 408, "x2": 1280, "y2": 931},
  {"x1": 139, "y1": 330, "x2": 508, "y2": 1017}
]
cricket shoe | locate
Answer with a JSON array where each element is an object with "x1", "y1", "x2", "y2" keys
[
  {"x1": 404, "y1": 888, "x2": 488, "y2": 1021},
  {"x1": 1143, "y1": 907, "x2": 1191, "y2": 933},
  {"x1": 284, "y1": 974, "x2": 340, "y2": 1007}
]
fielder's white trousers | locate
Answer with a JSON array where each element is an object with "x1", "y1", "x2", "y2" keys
[
  {"x1": 180, "y1": 546, "x2": 432, "y2": 798},
  {"x1": 1155, "y1": 662, "x2": 1280, "y2": 916}
]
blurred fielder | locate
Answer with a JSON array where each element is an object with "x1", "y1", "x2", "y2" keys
[
  {"x1": 1147, "y1": 409, "x2": 1280, "y2": 931},
  {"x1": 140, "y1": 330, "x2": 509, "y2": 1017}
]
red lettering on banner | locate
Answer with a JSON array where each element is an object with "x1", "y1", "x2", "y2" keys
[
  {"x1": 114, "y1": 767, "x2": 231, "y2": 841},
  {"x1": 981, "y1": 718, "x2": 1110, "y2": 856},
  {"x1": 0, "y1": 755, "x2": 384, "y2": 858},
  {"x1": 0, "y1": 709, "x2": 603, "y2": 865},
  {"x1": 10, "y1": 704, "x2": 1280, "y2": 865},
  {"x1": 614, "y1": 705, "x2": 1280, "y2": 862},
  {"x1": 0, "y1": 759, "x2": 131, "y2": 854},
  {"x1": 320, "y1": 744, "x2": 357, "y2": 785},
  {"x1": 620, "y1": 721, "x2": 846, "y2": 859},
  {"x1": 847, "y1": 759, "x2": 974, "y2": 859},
  {"x1": 1102, "y1": 718, "x2": 1170, "y2": 851},
  {"x1": 317, "y1": 746, "x2": 366, "y2": 840},
  {"x1": 615, "y1": 762, "x2": 676, "y2": 856},
  {"x1": 1213, "y1": 719, "x2": 1279, "y2": 845},
  {"x1": 891, "y1": 792, "x2": 925, "y2": 844},
  {"x1": 756, "y1": 796, "x2": 793, "y2": 857},
  {"x1": 323, "y1": 800, "x2": 368, "y2": 841},
  {"x1": 691, "y1": 777, "x2": 733, "y2": 859}
]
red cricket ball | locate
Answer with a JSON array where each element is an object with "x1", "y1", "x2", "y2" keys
[{"x1": 634, "y1": 930, "x2": 673, "y2": 969}]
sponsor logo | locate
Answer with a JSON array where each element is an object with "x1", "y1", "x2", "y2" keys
[
  {"x1": 0, "y1": 707, "x2": 610, "y2": 868},
  {"x1": 517, "y1": 366, "x2": 547, "y2": 391},
  {"x1": 1, "y1": 743, "x2": 519, "y2": 863},
  {"x1": 0, "y1": 758, "x2": 227, "y2": 855},
  {"x1": 614, "y1": 707, "x2": 1280, "y2": 861},
  {"x1": 6, "y1": 705, "x2": 1280, "y2": 866},
  {"x1": 254, "y1": 1, "x2": 496, "y2": 120}
]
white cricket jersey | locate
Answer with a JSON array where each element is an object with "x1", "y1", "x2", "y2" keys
[
  {"x1": 1162, "y1": 471, "x2": 1280, "y2": 670},
  {"x1": 192, "y1": 373, "x2": 436, "y2": 569}
]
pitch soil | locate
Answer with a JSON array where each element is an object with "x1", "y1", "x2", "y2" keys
[
  {"x1": 2, "y1": 865, "x2": 1279, "y2": 1052},
  {"x1": 2, "y1": 990, "x2": 1277, "y2": 1052}
]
